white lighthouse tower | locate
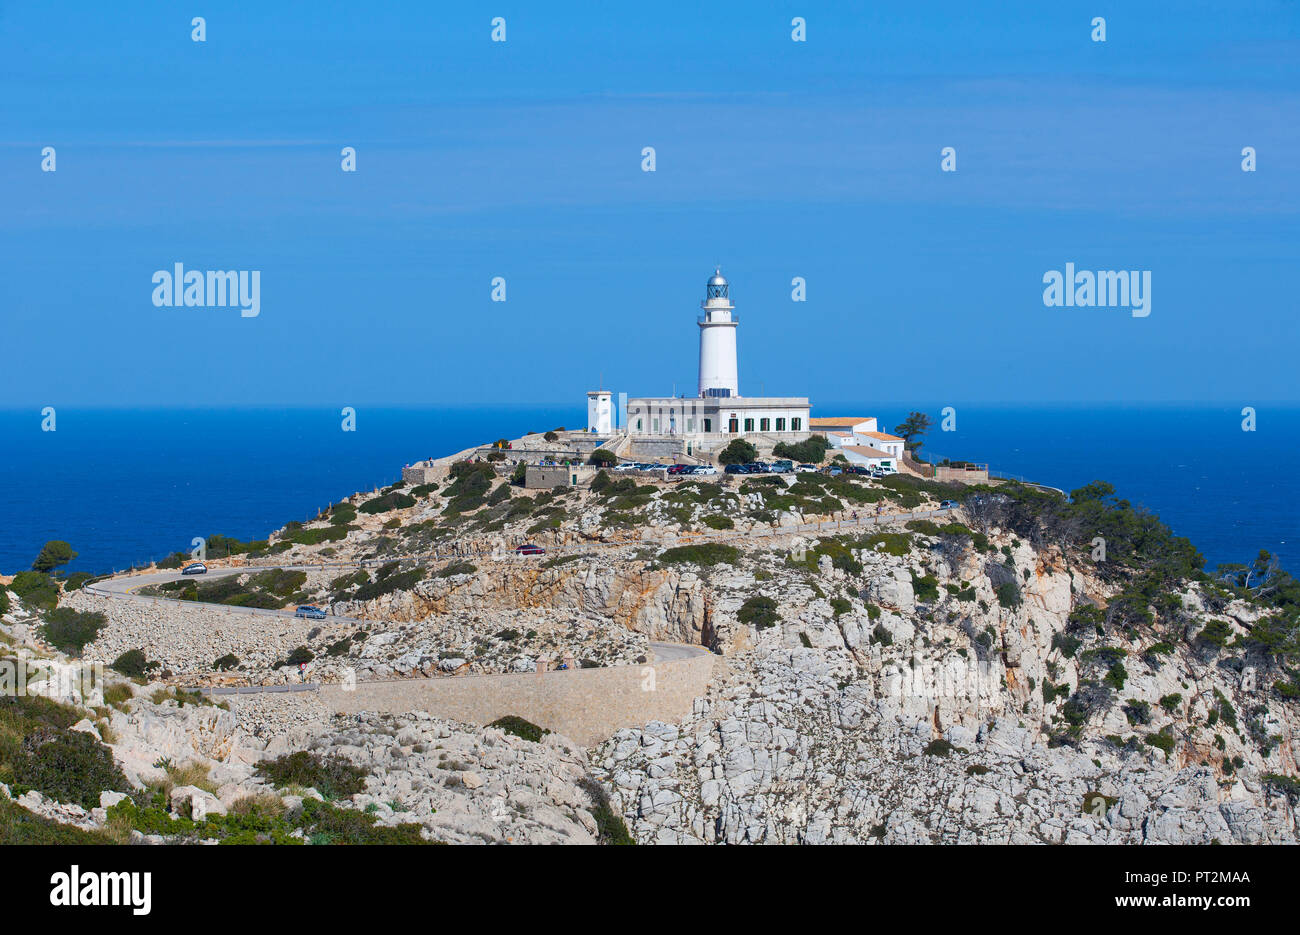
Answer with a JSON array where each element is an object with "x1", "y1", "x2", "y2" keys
[{"x1": 697, "y1": 267, "x2": 739, "y2": 398}]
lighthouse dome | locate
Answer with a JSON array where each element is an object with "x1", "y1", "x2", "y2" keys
[{"x1": 707, "y1": 268, "x2": 728, "y2": 287}]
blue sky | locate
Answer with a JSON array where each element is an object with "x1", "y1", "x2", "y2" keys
[{"x1": 2, "y1": 1, "x2": 1297, "y2": 408}]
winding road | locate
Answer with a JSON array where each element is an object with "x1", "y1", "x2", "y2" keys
[{"x1": 83, "y1": 503, "x2": 957, "y2": 693}]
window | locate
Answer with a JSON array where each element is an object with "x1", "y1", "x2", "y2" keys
[
  {"x1": 791, "y1": 417, "x2": 802, "y2": 431},
  {"x1": 652, "y1": 418, "x2": 660, "y2": 433},
  {"x1": 728, "y1": 418, "x2": 738, "y2": 433},
  {"x1": 703, "y1": 418, "x2": 712, "y2": 432},
  {"x1": 760, "y1": 418, "x2": 770, "y2": 432},
  {"x1": 743, "y1": 418, "x2": 754, "y2": 432},
  {"x1": 776, "y1": 418, "x2": 786, "y2": 431},
  {"x1": 686, "y1": 418, "x2": 695, "y2": 433},
  {"x1": 636, "y1": 418, "x2": 643, "y2": 431}
]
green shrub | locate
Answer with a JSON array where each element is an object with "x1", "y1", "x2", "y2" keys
[
  {"x1": 995, "y1": 581, "x2": 1022, "y2": 609},
  {"x1": 737, "y1": 595, "x2": 779, "y2": 630},
  {"x1": 251, "y1": 569, "x2": 308, "y2": 596},
  {"x1": 1144, "y1": 730, "x2": 1175, "y2": 756},
  {"x1": 923, "y1": 739, "x2": 955, "y2": 757},
  {"x1": 830, "y1": 597, "x2": 851, "y2": 617},
  {"x1": 39, "y1": 608, "x2": 107, "y2": 654},
  {"x1": 0, "y1": 798, "x2": 115, "y2": 844},
  {"x1": 110, "y1": 649, "x2": 157, "y2": 679},
  {"x1": 579, "y1": 777, "x2": 634, "y2": 845},
  {"x1": 286, "y1": 647, "x2": 314, "y2": 666},
  {"x1": 352, "y1": 568, "x2": 426, "y2": 602},
  {"x1": 488, "y1": 715, "x2": 549, "y2": 743},
  {"x1": 701, "y1": 514, "x2": 734, "y2": 530},
  {"x1": 589, "y1": 450, "x2": 618, "y2": 466},
  {"x1": 717, "y1": 439, "x2": 758, "y2": 465},
  {"x1": 255, "y1": 751, "x2": 369, "y2": 800},
  {"x1": 359, "y1": 491, "x2": 417, "y2": 515},
  {"x1": 657, "y1": 543, "x2": 740, "y2": 567},
  {"x1": 11, "y1": 728, "x2": 130, "y2": 810},
  {"x1": 32, "y1": 540, "x2": 78, "y2": 574},
  {"x1": 772, "y1": 436, "x2": 830, "y2": 464},
  {"x1": 10, "y1": 572, "x2": 59, "y2": 611},
  {"x1": 213, "y1": 654, "x2": 240, "y2": 671},
  {"x1": 61, "y1": 572, "x2": 95, "y2": 592},
  {"x1": 911, "y1": 574, "x2": 940, "y2": 603}
]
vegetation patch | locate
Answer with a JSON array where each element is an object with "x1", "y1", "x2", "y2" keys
[
  {"x1": 737, "y1": 595, "x2": 779, "y2": 630},
  {"x1": 255, "y1": 751, "x2": 369, "y2": 800}
]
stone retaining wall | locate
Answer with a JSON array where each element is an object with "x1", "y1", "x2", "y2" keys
[{"x1": 319, "y1": 651, "x2": 719, "y2": 747}]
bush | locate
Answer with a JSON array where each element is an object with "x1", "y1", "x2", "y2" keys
[
  {"x1": 701, "y1": 514, "x2": 734, "y2": 530},
  {"x1": 995, "y1": 581, "x2": 1022, "y2": 609},
  {"x1": 213, "y1": 654, "x2": 240, "y2": 671},
  {"x1": 772, "y1": 436, "x2": 830, "y2": 464},
  {"x1": 923, "y1": 739, "x2": 955, "y2": 757},
  {"x1": 737, "y1": 595, "x2": 779, "y2": 630},
  {"x1": 911, "y1": 573, "x2": 940, "y2": 603},
  {"x1": 488, "y1": 715, "x2": 550, "y2": 743},
  {"x1": 10, "y1": 572, "x2": 59, "y2": 612},
  {"x1": 830, "y1": 597, "x2": 851, "y2": 617},
  {"x1": 589, "y1": 449, "x2": 618, "y2": 466},
  {"x1": 110, "y1": 649, "x2": 157, "y2": 679},
  {"x1": 11, "y1": 728, "x2": 130, "y2": 810},
  {"x1": 1144, "y1": 730, "x2": 1175, "y2": 756},
  {"x1": 352, "y1": 568, "x2": 426, "y2": 602},
  {"x1": 39, "y1": 608, "x2": 107, "y2": 654},
  {"x1": 657, "y1": 543, "x2": 740, "y2": 567},
  {"x1": 255, "y1": 751, "x2": 369, "y2": 800},
  {"x1": 358, "y1": 491, "x2": 416, "y2": 515},
  {"x1": 286, "y1": 647, "x2": 315, "y2": 666},
  {"x1": 717, "y1": 439, "x2": 758, "y2": 465},
  {"x1": 62, "y1": 572, "x2": 94, "y2": 592},
  {"x1": 32, "y1": 540, "x2": 77, "y2": 574},
  {"x1": 579, "y1": 777, "x2": 634, "y2": 845}
]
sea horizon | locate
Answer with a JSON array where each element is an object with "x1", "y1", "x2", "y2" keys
[{"x1": 2, "y1": 403, "x2": 1294, "y2": 578}]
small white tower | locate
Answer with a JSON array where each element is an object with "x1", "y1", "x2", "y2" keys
[
  {"x1": 587, "y1": 390, "x2": 613, "y2": 433},
  {"x1": 697, "y1": 267, "x2": 739, "y2": 398}
]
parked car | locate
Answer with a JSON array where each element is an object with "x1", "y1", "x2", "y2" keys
[
  {"x1": 181, "y1": 562, "x2": 207, "y2": 575},
  {"x1": 294, "y1": 605, "x2": 327, "y2": 620},
  {"x1": 724, "y1": 463, "x2": 747, "y2": 474},
  {"x1": 770, "y1": 460, "x2": 794, "y2": 474},
  {"x1": 875, "y1": 465, "x2": 897, "y2": 475},
  {"x1": 667, "y1": 464, "x2": 689, "y2": 475},
  {"x1": 514, "y1": 543, "x2": 546, "y2": 555},
  {"x1": 824, "y1": 465, "x2": 843, "y2": 476},
  {"x1": 745, "y1": 462, "x2": 769, "y2": 474},
  {"x1": 689, "y1": 464, "x2": 718, "y2": 475},
  {"x1": 846, "y1": 464, "x2": 872, "y2": 475},
  {"x1": 612, "y1": 462, "x2": 639, "y2": 471},
  {"x1": 796, "y1": 464, "x2": 818, "y2": 473},
  {"x1": 939, "y1": 500, "x2": 958, "y2": 509}
]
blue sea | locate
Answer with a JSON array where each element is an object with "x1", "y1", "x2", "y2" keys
[{"x1": 0, "y1": 405, "x2": 1296, "y2": 577}]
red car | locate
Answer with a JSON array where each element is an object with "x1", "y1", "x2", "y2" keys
[
  {"x1": 667, "y1": 464, "x2": 690, "y2": 475},
  {"x1": 514, "y1": 543, "x2": 546, "y2": 555}
]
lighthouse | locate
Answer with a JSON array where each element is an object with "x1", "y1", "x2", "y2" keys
[
  {"x1": 697, "y1": 268, "x2": 739, "y2": 398},
  {"x1": 598, "y1": 266, "x2": 810, "y2": 439}
]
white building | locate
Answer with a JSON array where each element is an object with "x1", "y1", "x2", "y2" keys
[
  {"x1": 811, "y1": 416, "x2": 906, "y2": 461},
  {"x1": 586, "y1": 391, "x2": 613, "y2": 434},
  {"x1": 603, "y1": 268, "x2": 811, "y2": 439}
]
